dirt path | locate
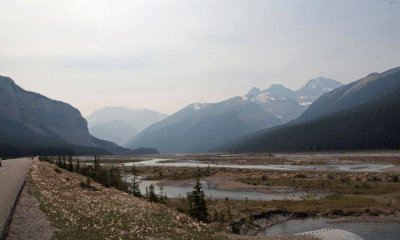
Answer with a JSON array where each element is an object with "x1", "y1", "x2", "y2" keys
[{"x1": 6, "y1": 180, "x2": 56, "y2": 240}]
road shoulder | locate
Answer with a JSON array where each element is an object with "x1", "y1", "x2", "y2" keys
[{"x1": 6, "y1": 179, "x2": 56, "y2": 240}]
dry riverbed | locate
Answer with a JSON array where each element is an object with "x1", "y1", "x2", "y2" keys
[
  {"x1": 132, "y1": 152, "x2": 400, "y2": 167},
  {"x1": 74, "y1": 152, "x2": 400, "y2": 169}
]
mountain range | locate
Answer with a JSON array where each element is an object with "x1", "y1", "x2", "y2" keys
[
  {"x1": 2, "y1": 66, "x2": 395, "y2": 156},
  {"x1": 0, "y1": 76, "x2": 133, "y2": 157},
  {"x1": 125, "y1": 97, "x2": 281, "y2": 153},
  {"x1": 245, "y1": 77, "x2": 342, "y2": 122},
  {"x1": 126, "y1": 77, "x2": 342, "y2": 153},
  {"x1": 221, "y1": 66, "x2": 400, "y2": 152},
  {"x1": 87, "y1": 107, "x2": 167, "y2": 145}
]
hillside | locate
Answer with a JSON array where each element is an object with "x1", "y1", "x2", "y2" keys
[
  {"x1": 223, "y1": 67, "x2": 400, "y2": 152},
  {"x1": 296, "y1": 67, "x2": 400, "y2": 123},
  {"x1": 30, "y1": 160, "x2": 220, "y2": 240},
  {"x1": 0, "y1": 75, "x2": 132, "y2": 157}
]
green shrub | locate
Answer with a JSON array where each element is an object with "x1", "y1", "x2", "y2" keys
[
  {"x1": 392, "y1": 175, "x2": 399, "y2": 183},
  {"x1": 296, "y1": 173, "x2": 307, "y2": 178},
  {"x1": 79, "y1": 178, "x2": 97, "y2": 191}
]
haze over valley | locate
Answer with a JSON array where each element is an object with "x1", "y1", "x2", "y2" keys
[{"x1": 1, "y1": 1, "x2": 400, "y2": 240}]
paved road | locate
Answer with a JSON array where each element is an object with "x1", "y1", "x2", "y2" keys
[{"x1": 0, "y1": 158, "x2": 33, "y2": 237}]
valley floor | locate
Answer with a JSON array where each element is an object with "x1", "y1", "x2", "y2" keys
[{"x1": 114, "y1": 152, "x2": 400, "y2": 238}]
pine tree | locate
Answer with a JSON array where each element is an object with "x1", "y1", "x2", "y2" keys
[
  {"x1": 225, "y1": 197, "x2": 232, "y2": 219},
  {"x1": 188, "y1": 176, "x2": 208, "y2": 222},
  {"x1": 159, "y1": 186, "x2": 167, "y2": 204},
  {"x1": 75, "y1": 159, "x2": 80, "y2": 173},
  {"x1": 56, "y1": 155, "x2": 62, "y2": 168},
  {"x1": 93, "y1": 155, "x2": 97, "y2": 168},
  {"x1": 62, "y1": 155, "x2": 66, "y2": 169},
  {"x1": 148, "y1": 184, "x2": 159, "y2": 203},
  {"x1": 68, "y1": 152, "x2": 73, "y2": 172},
  {"x1": 109, "y1": 167, "x2": 116, "y2": 187},
  {"x1": 131, "y1": 165, "x2": 141, "y2": 197},
  {"x1": 131, "y1": 176, "x2": 141, "y2": 197},
  {"x1": 94, "y1": 155, "x2": 100, "y2": 171}
]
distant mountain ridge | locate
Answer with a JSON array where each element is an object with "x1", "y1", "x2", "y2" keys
[
  {"x1": 87, "y1": 107, "x2": 167, "y2": 145},
  {"x1": 126, "y1": 77, "x2": 342, "y2": 153},
  {"x1": 0, "y1": 75, "x2": 133, "y2": 157},
  {"x1": 125, "y1": 97, "x2": 281, "y2": 153},
  {"x1": 296, "y1": 77, "x2": 342, "y2": 106},
  {"x1": 222, "y1": 67, "x2": 400, "y2": 152},
  {"x1": 244, "y1": 77, "x2": 342, "y2": 122},
  {"x1": 89, "y1": 119, "x2": 138, "y2": 146}
]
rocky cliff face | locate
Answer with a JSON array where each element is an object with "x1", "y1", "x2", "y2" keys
[
  {"x1": 0, "y1": 77, "x2": 85, "y2": 129},
  {"x1": 0, "y1": 75, "x2": 132, "y2": 155}
]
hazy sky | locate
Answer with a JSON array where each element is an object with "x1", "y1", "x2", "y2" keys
[{"x1": 1, "y1": 0, "x2": 399, "y2": 116}]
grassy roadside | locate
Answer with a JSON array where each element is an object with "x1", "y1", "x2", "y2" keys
[{"x1": 30, "y1": 160, "x2": 224, "y2": 240}]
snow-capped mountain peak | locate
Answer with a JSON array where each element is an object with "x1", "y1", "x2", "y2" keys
[
  {"x1": 245, "y1": 87, "x2": 261, "y2": 99},
  {"x1": 192, "y1": 102, "x2": 207, "y2": 111},
  {"x1": 243, "y1": 77, "x2": 342, "y2": 122}
]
